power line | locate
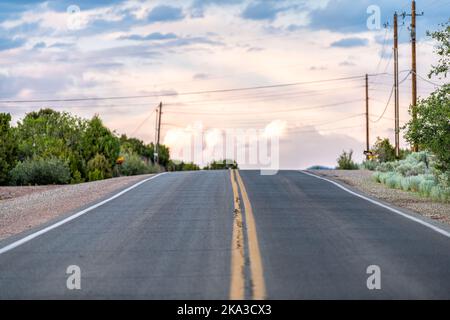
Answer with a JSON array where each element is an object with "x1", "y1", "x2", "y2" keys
[
  {"x1": 129, "y1": 106, "x2": 158, "y2": 137},
  {"x1": 287, "y1": 124, "x2": 364, "y2": 134},
  {"x1": 163, "y1": 99, "x2": 364, "y2": 116},
  {"x1": 370, "y1": 71, "x2": 411, "y2": 123},
  {"x1": 0, "y1": 84, "x2": 365, "y2": 110},
  {"x1": 373, "y1": 27, "x2": 390, "y2": 75},
  {"x1": 370, "y1": 85, "x2": 395, "y2": 123},
  {"x1": 412, "y1": 70, "x2": 445, "y2": 87},
  {"x1": 0, "y1": 74, "x2": 383, "y2": 104}
]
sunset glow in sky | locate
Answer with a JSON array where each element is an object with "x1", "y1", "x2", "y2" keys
[{"x1": 0, "y1": 0, "x2": 448, "y2": 168}]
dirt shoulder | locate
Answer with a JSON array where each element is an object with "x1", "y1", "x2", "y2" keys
[
  {"x1": 0, "y1": 174, "x2": 155, "y2": 241},
  {"x1": 309, "y1": 169, "x2": 450, "y2": 226}
]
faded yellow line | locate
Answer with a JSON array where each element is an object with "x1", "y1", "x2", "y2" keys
[
  {"x1": 235, "y1": 170, "x2": 266, "y2": 300},
  {"x1": 229, "y1": 169, "x2": 245, "y2": 300}
]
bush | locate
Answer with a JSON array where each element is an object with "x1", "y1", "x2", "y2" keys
[
  {"x1": 119, "y1": 153, "x2": 156, "y2": 176},
  {"x1": 10, "y1": 158, "x2": 71, "y2": 185},
  {"x1": 376, "y1": 161, "x2": 397, "y2": 172},
  {"x1": 88, "y1": 169, "x2": 104, "y2": 181},
  {"x1": 384, "y1": 172, "x2": 402, "y2": 189},
  {"x1": 86, "y1": 153, "x2": 112, "y2": 181},
  {"x1": 405, "y1": 83, "x2": 450, "y2": 184},
  {"x1": 0, "y1": 113, "x2": 18, "y2": 185},
  {"x1": 307, "y1": 165, "x2": 332, "y2": 170},
  {"x1": 419, "y1": 179, "x2": 436, "y2": 197},
  {"x1": 70, "y1": 170, "x2": 84, "y2": 184},
  {"x1": 409, "y1": 176, "x2": 422, "y2": 192},
  {"x1": 372, "y1": 158, "x2": 450, "y2": 202},
  {"x1": 336, "y1": 150, "x2": 358, "y2": 170},
  {"x1": 400, "y1": 177, "x2": 411, "y2": 191},
  {"x1": 361, "y1": 160, "x2": 377, "y2": 171},
  {"x1": 372, "y1": 171, "x2": 382, "y2": 183},
  {"x1": 372, "y1": 137, "x2": 396, "y2": 163},
  {"x1": 204, "y1": 159, "x2": 238, "y2": 170}
]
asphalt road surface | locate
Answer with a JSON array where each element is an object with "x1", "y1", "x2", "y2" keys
[{"x1": 0, "y1": 170, "x2": 449, "y2": 299}]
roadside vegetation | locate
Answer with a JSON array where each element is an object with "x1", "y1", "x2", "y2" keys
[
  {"x1": 373, "y1": 152, "x2": 450, "y2": 202},
  {"x1": 336, "y1": 150, "x2": 359, "y2": 170},
  {"x1": 335, "y1": 22, "x2": 450, "y2": 203},
  {"x1": 203, "y1": 159, "x2": 239, "y2": 170},
  {"x1": 0, "y1": 108, "x2": 197, "y2": 186},
  {"x1": 167, "y1": 160, "x2": 200, "y2": 172}
]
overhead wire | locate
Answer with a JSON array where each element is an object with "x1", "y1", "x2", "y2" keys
[
  {"x1": 0, "y1": 74, "x2": 382, "y2": 104},
  {"x1": 370, "y1": 71, "x2": 412, "y2": 123}
]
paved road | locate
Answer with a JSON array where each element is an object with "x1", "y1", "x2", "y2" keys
[
  {"x1": 0, "y1": 170, "x2": 449, "y2": 299},
  {"x1": 239, "y1": 171, "x2": 450, "y2": 299}
]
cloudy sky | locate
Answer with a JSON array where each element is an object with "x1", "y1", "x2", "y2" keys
[{"x1": 0, "y1": 0, "x2": 448, "y2": 168}]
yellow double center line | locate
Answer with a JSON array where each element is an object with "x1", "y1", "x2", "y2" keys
[{"x1": 229, "y1": 169, "x2": 266, "y2": 300}]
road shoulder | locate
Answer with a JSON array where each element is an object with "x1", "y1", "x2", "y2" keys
[
  {"x1": 305, "y1": 169, "x2": 450, "y2": 233},
  {"x1": 0, "y1": 174, "x2": 157, "y2": 242}
]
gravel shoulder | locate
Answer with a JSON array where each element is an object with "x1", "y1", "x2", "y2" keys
[
  {"x1": 0, "y1": 174, "x2": 155, "y2": 241},
  {"x1": 309, "y1": 169, "x2": 450, "y2": 226}
]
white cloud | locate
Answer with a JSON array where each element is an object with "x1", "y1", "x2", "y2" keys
[{"x1": 0, "y1": 0, "x2": 442, "y2": 167}]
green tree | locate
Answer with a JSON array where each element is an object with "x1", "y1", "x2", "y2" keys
[
  {"x1": 86, "y1": 153, "x2": 112, "y2": 181},
  {"x1": 405, "y1": 84, "x2": 450, "y2": 183},
  {"x1": 428, "y1": 20, "x2": 450, "y2": 79},
  {"x1": 120, "y1": 135, "x2": 147, "y2": 156},
  {"x1": 15, "y1": 108, "x2": 85, "y2": 182},
  {"x1": 0, "y1": 113, "x2": 18, "y2": 185},
  {"x1": 81, "y1": 115, "x2": 120, "y2": 169},
  {"x1": 372, "y1": 137, "x2": 396, "y2": 163},
  {"x1": 405, "y1": 21, "x2": 450, "y2": 185},
  {"x1": 154, "y1": 144, "x2": 170, "y2": 168}
]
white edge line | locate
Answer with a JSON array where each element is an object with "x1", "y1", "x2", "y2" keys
[
  {"x1": 0, "y1": 172, "x2": 167, "y2": 255},
  {"x1": 300, "y1": 171, "x2": 450, "y2": 239}
]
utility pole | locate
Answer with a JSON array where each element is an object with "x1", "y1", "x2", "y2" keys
[
  {"x1": 403, "y1": 0, "x2": 423, "y2": 152},
  {"x1": 365, "y1": 74, "x2": 370, "y2": 160},
  {"x1": 411, "y1": 0, "x2": 417, "y2": 126},
  {"x1": 394, "y1": 12, "x2": 400, "y2": 158},
  {"x1": 155, "y1": 102, "x2": 163, "y2": 164},
  {"x1": 154, "y1": 107, "x2": 159, "y2": 163}
]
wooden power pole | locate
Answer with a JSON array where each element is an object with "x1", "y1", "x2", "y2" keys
[
  {"x1": 394, "y1": 12, "x2": 400, "y2": 158},
  {"x1": 410, "y1": 0, "x2": 421, "y2": 152},
  {"x1": 155, "y1": 102, "x2": 163, "y2": 164},
  {"x1": 365, "y1": 74, "x2": 370, "y2": 160},
  {"x1": 403, "y1": 1, "x2": 423, "y2": 152}
]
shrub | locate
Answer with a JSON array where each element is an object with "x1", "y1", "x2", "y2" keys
[
  {"x1": 88, "y1": 169, "x2": 104, "y2": 181},
  {"x1": 405, "y1": 83, "x2": 450, "y2": 182},
  {"x1": 396, "y1": 161, "x2": 427, "y2": 177},
  {"x1": 361, "y1": 160, "x2": 377, "y2": 171},
  {"x1": 372, "y1": 171, "x2": 382, "y2": 183},
  {"x1": 384, "y1": 172, "x2": 402, "y2": 189},
  {"x1": 86, "y1": 153, "x2": 112, "y2": 181},
  {"x1": 70, "y1": 170, "x2": 84, "y2": 184},
  {"x1": 372, "y1": 137, "x2": 396, "y2": 163},
  {"x1": 409, "y1": 176, "x2": 423, "y2": 192},
  {"x1": 10, "y1": 158, "x2": 71, "y2": 185},
  {"x1": 419, "y1": 179, "x2": 436, "y2": 197},
  {"x1": 119, "y1": 153, "x2": 156, "y2": 176},
  {"x1": 376, "y1": 161, "x2": 397, "y2": 173},
  {"x1": 204, "y1": 159, "x2": 238, "y2": 170},
  {"x1": 307, "y1": 165, "x2": 332, "y2": 170},
  {"x1": 400, "y1": 177, "x2": 411, "y2": 191},
  {"x1": 336, "y1": 150, "x2": 358, "y2": 170},
  {"x1": 181, "y1": 162, "x2": 200, "y2": 171},
  {"x1": 0, "y1": 113, "x2": 18, "y2": 185}
]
